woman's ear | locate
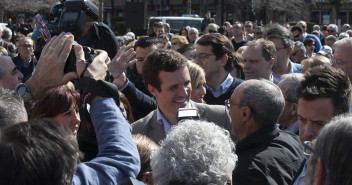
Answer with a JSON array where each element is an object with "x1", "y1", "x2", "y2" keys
[{"x1": 142, "y1": 171, "x2": 155, "y2": 185}]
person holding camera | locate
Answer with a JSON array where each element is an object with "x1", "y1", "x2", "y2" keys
[
  {"x1": 67, "y1": 0, "x2": 120, "y2": 59},
  {"x1": 0, "y1": 32, "x2": 140, "y2": 185}
]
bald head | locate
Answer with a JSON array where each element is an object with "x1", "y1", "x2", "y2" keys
[{"x1": 236, "y1": 79, "x2": 284, "y2": 127}]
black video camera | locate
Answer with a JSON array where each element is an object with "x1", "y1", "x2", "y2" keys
[
  {"x1": 42, "y1": 0, "x2": 99, "y2": 73},
  {"x1": 59, "y1": 0, "x2": 99, "y2": 38}
]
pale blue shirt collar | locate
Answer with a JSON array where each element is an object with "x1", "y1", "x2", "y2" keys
[
  {"x1": 206, "y1": 73, "x2": 233, "y2": 98},
  {"x1": 272, "y1": 61, "x2": 295, "y2": 83},
  {"x1": 287, "y1": 121, "x2": 299, "y2": 134},
  {"x1": 156, "y1": 103, "x2": 194, "y2": 135},
  {"x1": 292, "y1": 154, "x2": 309, "y2": 185}
]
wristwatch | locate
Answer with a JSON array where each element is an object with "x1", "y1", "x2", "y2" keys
[
  {"x1": 15, "y1": 83, "x2": 30, "y2": 96},
  {"x1": 15, "y1": 83, "x2": 35, "y2": 106}
]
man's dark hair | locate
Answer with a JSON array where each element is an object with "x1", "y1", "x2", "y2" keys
[
  {"x1": 233, "y1": 21, "x2": 245, "y2": 31},
  {"x1": 176, "y1": 44, "x2": 195, "y2": 54},
  {"x1": 156, "y1": 22, "x2": 164, "y2": 29},
  {"x1": 0, "y1": 119, "x2": 83, "y2": 185},
  {"x1": 263, "y1": 24, "x2": 294, "y2": 48},
  {"x1": 291, "y1": 25, "x2": 303, "y2": 34},
  {"x1": 158, "y1": 34, "x2": 169, "y2": 41},
  {"x1": 298, "y1": 65, "x2": 352, "y2": 115},
  {"x1": 134, "y1": 37, "x2": 160, "y2": 50},
  {"x1": 196, "y1": 34, "x2": 235, "y2": 72},
  {"x1": 142, "y1": 49, "x2": 188, "y2": 92}
]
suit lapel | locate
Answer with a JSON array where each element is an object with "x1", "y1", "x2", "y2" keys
[
  {"x1": 191, "y1": 101, "x2": 207, "y2": 121},
  {"x1": 148, "y1": 111, "x2": 166, "y2": 144}
]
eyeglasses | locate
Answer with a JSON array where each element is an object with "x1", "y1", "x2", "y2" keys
[
  {"x1": 20, "y1": 44, "x2": 33, "y2": 49},
  {"x1": 245, "y1": 25, "x2": 252, "y2": 28},
  {"x1": 332, "y1": 58, "x2": 349, "y2": 67},
  {"x1": 255, "y1": 32, "x2": 263, "y2": 35},
  {"x1": 293, "y1": 34, "x2": 301, "y2": 39},
  {"x1": 189, "y1": 32, "x2": 197, "y2": 35},
  {"x1": 328, "y1": 30, "x2": 336, "y2": 33},
  {"x1": 208, "y1": 30, "x2": 217, "y2": 33},
  {"x1": 195, "y1": 53, "x2": 215, "y2": 61},
  {"x1": 171, "y1": 42, "x2": 179, "y2": 45},
  {"x1": 224, "y1": 99, "x2": 241, "y2": 109}
]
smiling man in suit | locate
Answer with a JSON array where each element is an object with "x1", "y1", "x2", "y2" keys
[{"x1": 131, "y1": 49, "x2": 233, "y2": 144}]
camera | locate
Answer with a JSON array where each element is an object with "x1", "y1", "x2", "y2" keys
[
  {"x1": 59, "y1": 0, "x2": 99, "y2": 38},
  {"x1": 46, "y1": 0, "x2": 65, "y2": 36},
  {"x1": 64, "y1": 42, "x2": 98, "y2": 74}
]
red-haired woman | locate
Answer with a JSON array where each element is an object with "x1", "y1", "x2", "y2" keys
[{"x1": 30, "y1": 87, "x2": 81, "y2": 136}]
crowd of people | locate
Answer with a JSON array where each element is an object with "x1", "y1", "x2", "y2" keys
[{"x1": 1, "y1": 5, "x2": 352, "y2": 185}]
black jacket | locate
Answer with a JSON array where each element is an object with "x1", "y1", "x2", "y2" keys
[
  {"x1": 233, "y1": 125, "x2": 304, "y2": 185},
  {"x1": 121, "y1": 80, "x2": 157, "y2": 121},
  {"x1": 77, "y1": 22, "x2": 120, "y2": 59}
]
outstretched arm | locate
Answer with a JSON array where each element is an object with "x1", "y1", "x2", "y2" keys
[{"x1": 73, "y1": 44, "x2": 141, "y2": 185}]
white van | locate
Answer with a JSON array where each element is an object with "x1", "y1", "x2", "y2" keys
[{"x1": 148, "y1": 16, "x2": 203, "y2": 34}]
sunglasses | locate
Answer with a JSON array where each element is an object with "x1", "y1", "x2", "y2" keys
[
  {"x1": 245, "y1": 25, "x2": 252, "y2": 28},
  {"x1": 255, "y1": 32, "x2": 263, "y2": 35},
  {"x1": 328, "y1": 30, "x2": 335, "y2": 33},
  {"x1": 172, "y1": 42, "x2": 179, "y2": 45},
  {"x1": 293, "y1": 34, "x2": 301, "y2": 39},
  {"x1": 208, "y1": 30, "x2": 217, "y2": 33},
  {"x1": 291, "y1": 51, "x2": 299, "y2": 56}
]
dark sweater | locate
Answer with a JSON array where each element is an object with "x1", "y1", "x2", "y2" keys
[{"x1": 204, "y1": 77, "x2": 243, "y2": 105}]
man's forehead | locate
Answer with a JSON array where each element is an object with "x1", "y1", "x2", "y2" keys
[
  {"x1": 136, "y1": 45, "x2": 158, "y2": 54},
  {"x1": 244, "y1": 45, "x2": 262, "y2": 56},
  {"x1": 334, "y1": 45, "x2": 352, "y2": 60},
  {"x1": 159, "y1": 67, "x2": 189, "y2": 83},
  {"x1": 269, "y1": 38, "x2": 284, "y2": 47},
  {"x1": 196, "y1": 44, "x2": 212, "y2": 52},
  {"x1": 297, "y1": 98, "x2": 335, "y2": 118}
]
